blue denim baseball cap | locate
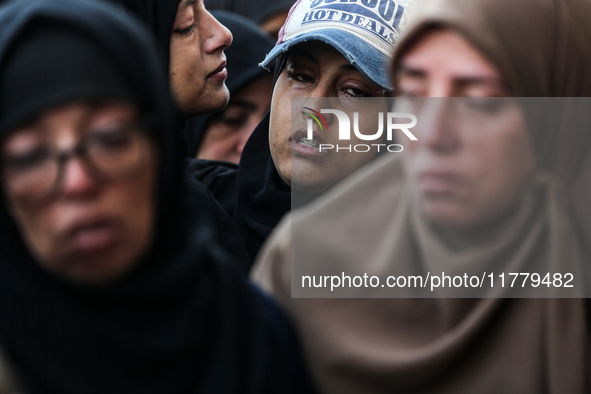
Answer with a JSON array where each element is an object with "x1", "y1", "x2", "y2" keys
[{"x1": 260, "y1": 0, "x2": 416, "y2": 91}]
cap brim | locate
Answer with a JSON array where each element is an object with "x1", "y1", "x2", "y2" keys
[{"x1": 260, "y1": 28, "x2": 392, "y2": 90}]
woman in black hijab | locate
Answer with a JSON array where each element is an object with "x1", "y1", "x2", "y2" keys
[
  {"x1": 106, "y1": 0, "x2": 251, "y2": 273},
  {"x1": 189, "y1": 0, "x2": 407, "y2": 263},
  {"x1": 184, "y1": 11, "x2": 274, "y2": 161},
  {"x1": 184, "y1": 11, "x2": 274, "y2": 212},
  {"x1": 0, "y1": 0, "x2": 315, "y2": 392}
]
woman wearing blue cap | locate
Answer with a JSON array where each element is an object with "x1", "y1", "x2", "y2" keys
[{"x1": 190, "y1": 0, "x2": 416, "y2": 263}]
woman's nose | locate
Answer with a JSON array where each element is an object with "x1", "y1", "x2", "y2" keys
[
  {"x1": 60, "y1": 157, "x2": 99, "y2": 198},
  {"x1": 203, "y1": 11, "x2": 233, "y2": 54},
  {"x1": 416, "y1": 100, "x2": 461, "y2": 153}
]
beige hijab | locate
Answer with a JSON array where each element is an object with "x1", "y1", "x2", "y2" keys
[{"x1": 252, "y1": 0, "x2": 591, "y2": 392}]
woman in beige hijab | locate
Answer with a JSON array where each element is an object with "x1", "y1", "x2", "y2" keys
[{"x1": 252, "y1": 0, "x2": 591, "y2": 392}]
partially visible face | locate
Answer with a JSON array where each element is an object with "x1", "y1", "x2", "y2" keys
[
  {"x1": 393, "y1": 29, "x2": 536, "y2": 229},
  {"x1": 2, "y1": 102, "x2": 158, "y2": 284},
  {"x1": 169, "y1": 0, "x2": 233, "y2": 115},
  {"x1": 197, "y1": 74, "x2": 272, "y2": 163},
  {"x1": 269, "y1": 42, "x2": 388, "y2": 194}
]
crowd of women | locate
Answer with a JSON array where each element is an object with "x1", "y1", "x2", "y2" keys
[{"x1": 0, "y1": 0, "x2": 589, "y2": 392}]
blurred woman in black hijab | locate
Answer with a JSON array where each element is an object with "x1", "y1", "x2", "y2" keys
[{"x1": 0, "y1": 0, "x2": 316, "y2": 392}]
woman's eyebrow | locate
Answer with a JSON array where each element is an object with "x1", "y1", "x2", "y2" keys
[
  {"x1": 453, "y1": 77, "x2": 505, "y2": 89},
  {"x1": 395, "y1": 66, "x2": 504, "y2": 88},
  {"x1": 395, "y1": 65, "x2": 427, "y2": 79}
]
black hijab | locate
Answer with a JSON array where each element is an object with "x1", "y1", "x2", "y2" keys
[
  {"x1": 104, "y1": 0, "x2": 190, "y2": 159},
  {"x1": 190, "y1": 52, "x2": 341, "y2": 262},
  {"x1": 104, "y1": 0, "x2": 252, "y2": 271},
  {"x1": 183, "y1": 11, "x2": 274, "y2": 217},
  {"x1": 187, "y1": 53, "x2": 300, "y2": 262},
  {"x1": 232, "y1": 109, "x2": 295, "y2": 261},
  {"x1": 103, "y1": 0, "x2": 178, "y2": 75},
  {"x1": 0, "y1": 1, "x2": 315, "y2": 392},
  {"x1": 240, "y1": 54, "x2": 320, "y2": 262}
]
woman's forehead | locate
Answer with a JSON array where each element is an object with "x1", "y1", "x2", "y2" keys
[
  {"x1": 397, "y1": 29, "x2": 496, "y2": 73},
  {"x1": 3, "y1": 101, "x2": 139, "y2": 142}
]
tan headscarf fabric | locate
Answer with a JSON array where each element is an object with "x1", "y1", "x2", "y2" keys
[
  {"x1": 252, "y1": 0, "x2": 591, "y2": 392},
  {"x1": 391, "y1": 0, "x2": 591, "y2": 98}
]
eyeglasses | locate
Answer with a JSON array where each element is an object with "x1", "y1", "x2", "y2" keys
[{"x1": 1, "y1": 119, "x2": 155, "y2": 207}]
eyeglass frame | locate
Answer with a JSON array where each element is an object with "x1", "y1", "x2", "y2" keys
[{"x1": 0, "y1": 113, "x2": 158, "y2": 208}]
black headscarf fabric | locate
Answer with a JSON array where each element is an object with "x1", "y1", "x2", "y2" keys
[
  {"x1": 233, "y1": 109, "x2": 295, "y2": 260},
  {"x1": 0, "y1": 1, "x2": 316, "y2": 393},
  {"x1": 104, "y1": 0, "x2": 191, "y2": 158},
  {"x1": 190, "y1": 52, "x2": 320, "y2": 262},
  {"x1": 183, "y1": 10, "x2": 275, "y2": 157},
  {"x1": 103, "y1": 0, "x2": 252, "y2": 271},
  {"x1": 183, "y1": 11, "x2": 274, "y2": 218},
  {"x1": 188, "y1": 53, "x2": 303, "y2": 262},
  {"x1": 103, "y1": 0, "x2": 178, "y2": 75},
  {"x1": 205, "y1": 0, "x2": 294, "y2": 25},
  {"x1": 0, "y1": 27, "x2": 139, "y2": 136}
]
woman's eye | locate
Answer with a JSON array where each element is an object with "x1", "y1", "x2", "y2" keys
[
  {"x1": 220, "y1": 114, "x2": 248, "y2": 128},
  {"x1": 89, "y1": 129, "x2": 133, "y2": 151},
  {"x1": 3, "y1": 147, "x2": 51, "y2": 172},
  {"x1": 287, "y1": 72, "x2": 315, "y2": 84},
  {"x1": 461, "y1": 97, "x2": 510, "y2": 114},
  {"x1": 342, "y1": 87, "x2": 370, "y2": 98},
  {"x1": 174, "y1": 23, "x2": 196, "y2": 36}
]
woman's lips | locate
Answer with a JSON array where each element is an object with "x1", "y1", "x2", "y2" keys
[
  {"x1": 290, "y1": 128, "x2": 328, "y2": 157},
  {"x1": 418, "y1": 172, "x2": 463, "y2": 195},
  {"x1": 207, "y1": 61, "x2": 228, "y2": 81},
  {"x1": 62, "y1": 217, "x2": 121, "y2": 252}
]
